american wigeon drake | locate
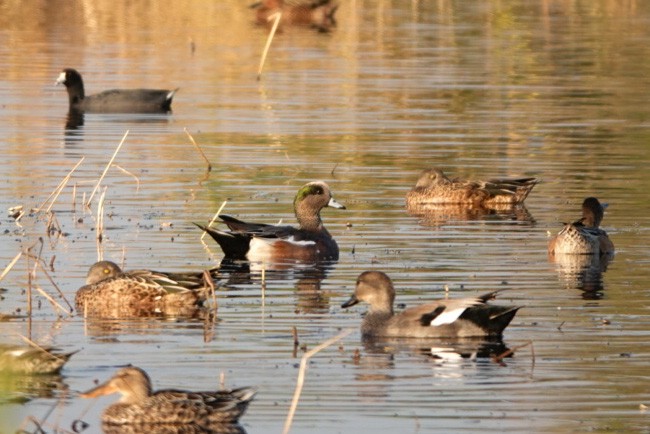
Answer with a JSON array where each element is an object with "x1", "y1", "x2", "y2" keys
[
  {"x1": 406, "y1": 168, "x2": 539, "y2": 209},
  {"x1": 251, "y1": 0, "x2": 338, "y2": 32},
  {"x1": 0, "y1": 344, "x2": 76, "y2": 375},
  {"x1": 197, "y1": 181, "x2": 345, "y2": 264},
  {"x1": 81, "y1": 366, "x2": 256, "y2": 426},
  {"x1": 56, "y1": 68, "x2": 177, "y2": 113},
  {"x1": 548, "y1": 197, "x2": 614, "y2": 256},
  {"x1": 75, "y1": 261, "x2": 218, "y2": 316},
  {"x1": 341, "y1": 271, "x2": 521, "y2": 339}
]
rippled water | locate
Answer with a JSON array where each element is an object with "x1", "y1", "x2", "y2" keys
[{"x1": 1, "y1": 1, "x2": 650, "y2": 433}]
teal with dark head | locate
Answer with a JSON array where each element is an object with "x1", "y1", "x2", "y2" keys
[{"x1": 549, "y1": 197, "x2": 614, "y2": 256}]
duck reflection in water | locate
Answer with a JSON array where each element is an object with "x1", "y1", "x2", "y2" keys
[
  {"x1": 217, "y1": 259, "x2": 335, "y2": 314},
  {"x1": 550, "y1": 252, "x2": 612, "y2": 299}
]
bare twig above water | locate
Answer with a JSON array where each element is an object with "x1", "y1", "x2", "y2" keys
[
  {"x1": 492, "y1": 340, "x2": 535, "y2": 371},
  {"x1": 257, "y1": 11, "x2": 282, "y2": 80},
  {"x1": 199, "y1": 200, "x2": 228, "y2": 242},
  {"x1": 184, "y1": 127, "x2": 212, "y2": 172},
  {"x1": 0, "y1": 251, "x2": 23, "y2": 283},
  {"x1": 283, "y1": 328, "x2": 353, "y2": 434},
  {"x1": 112, "y1": 164, "x2": 140, "y2": 191},
  {"x1": 87, "y1": 130, "x2": 129, "y2": 207},
  {"x1": 95, "y1": 188, "x2": 107, "y2": 261},
  {"x1": 35, "y1": 157, "x2": 85, "y2": 213}
]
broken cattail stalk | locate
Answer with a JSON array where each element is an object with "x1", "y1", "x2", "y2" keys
[
  {"x1": 203, "y1": 269, "x2": 217, "y2": 310},
  {"x1": 34, "y1": 260, "x2": 73, "y2": 312},
  {"x1": 492, "y1": 340, "x2": 535, "y2": 367},
  {"x1": 184, "y1": 128, "x2": 212, "y2": 172},
  {"x1": 87, "y1": 130, "x2": 129, "y2": 207},
  {"x1": 257, "y1": 11, "x2": 282, "y2": 80},
  {"x1": 282, "y1": 329, "x2": 354, "y2": 434},
  {"x1": 72, "y1": 183, "x2": 77, "y2": 213},
  {"x1": 0, "y1": 251, "x2": 22, "y2": 283},
  {"x1": 112, "y1": 164, "x2": 140, "y2": 191},
  {"x1": 36, "y1": 157, "x2": 84, "y2": 213},
  {"x1": 200, "y1": 200, "x2": 228, "y2": 241}
]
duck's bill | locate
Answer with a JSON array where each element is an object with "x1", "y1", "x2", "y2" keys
[
  {"x1": 341, "y1": 295, "x2": 359, "y2": 308},
  {"x1": 80, "y1": 380, "x2": 119, "y2": 398},
  {"x1": 55, "y1": 72, "x2": 66, "y2": 86},
  {"x1": 328, "y1": 197, "x2": 346, "y2": 209}
]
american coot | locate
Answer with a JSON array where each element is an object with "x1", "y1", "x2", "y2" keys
[
  {"x1": 196, "y1": 181, "x2": 346, "y2": 263},
  {"x1": 55, "y1": 68, "x2": 177, "y2": 113}
]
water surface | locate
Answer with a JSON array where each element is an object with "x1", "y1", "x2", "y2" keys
[{"x1": 1, "y1": 1, "x2": 650, "y2": 433}]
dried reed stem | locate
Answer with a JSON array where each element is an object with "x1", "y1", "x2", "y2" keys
[
  {"x1": 87, "y1": 130, "x2": 129, "y2": 206},
  {"x1": 0, "y1": 251, "x2": 22, "y2": 283},
  {"x1": 282, "y1": 329, "x2": 354, "y2": 434},
  {"x1": 35, "y1": 157, "x2": 84, "y2": 213},
  {"x1": 184, "y1": 127, "x2": 212, "y2": 171},
  {"x1": 492, "y1": 340, "x2": 535, "y2": 369},
  {"x1": 203, "y1": 269, "x2": 218, "y2": 310},
  {"x1": 96, "y1": 188, "x2": 107, "y2": 260},
  {"x1": 112, "y1": 164, "x2": 140, "y2": 191},
  {"x1": 34, "y1": 260, "x2": 73, "y2": 312},
  {"x1": 200, "y1": 200, "x2": 228, "y2": 241},
  {"x1": 257, "y1": 11, "x2": 282, "y2": 80}
]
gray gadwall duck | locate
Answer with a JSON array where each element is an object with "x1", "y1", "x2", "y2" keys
[
  {"x1": 75, "y1": 261, "x2": 218, "y2": 316},
  {"x1": 342, "y1": 271, "x2": 521, "y2": 339},
  {"x1": 251, "y1": 0, "x2": 338, "y2": 32},
  {"x1": 406, "y1": 168, "x2": 538, "y2": 209},
  {"x1": 0, "y1": 344, "x2": 76, "y2": 375},
  {"x1": 56, "y1": 68, "x2": 177, "y2": 113},
  {"x1": 197, "y1": 181, "x2": 345, "y2": 264},
  {"x1": 81, "y1": 366, "x2": 256, "y2": 426},
  {"x1": 548, "y1": 197, "x2": 614, "y2": 256}
]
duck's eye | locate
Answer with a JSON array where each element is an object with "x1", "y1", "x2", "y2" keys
[{"x1": 103, "y1": 268, "x2": 111, "y2": 275}]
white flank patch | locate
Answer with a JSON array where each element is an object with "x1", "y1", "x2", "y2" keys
[
  {"x1": 248, "y1": 236, "x2": 316, "y2": 262},
  {"x1": 430, "y1": 307, "x2": 467, "y2": 326}
]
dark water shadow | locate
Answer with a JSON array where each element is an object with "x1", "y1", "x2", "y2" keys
[
  {"x1": 549, "y1": 252, "x2": 613, "y2": 299},
  {"x1": 408, "y1": 204, "x2": 535, "y2": 227}
]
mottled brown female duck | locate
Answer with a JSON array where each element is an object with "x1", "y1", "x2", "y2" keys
[
  {"x1": 548, "y1": 197, "x2": 614, "y2": 256},
  {"x1": 406, "y1": 168, "x2": 538, "y2": 209},
  {"x1": 251, "y1": 0, "x2": 338, "y2": 32},
  {"x1": 0, "y1": 344, "x2": 76, "y2": 375},
  {"x1": 75, "y1": 261, "x2": 218, "y2": 316},
  {"x1": 197, "y1": 181, "x2": 345, "y2": 265},
  {"x1": 81, "y1": 366, "x2": 256, "y2": 426},
  {"x1": 342, "y1": 271, "x2": 521, "y2": 339}
]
